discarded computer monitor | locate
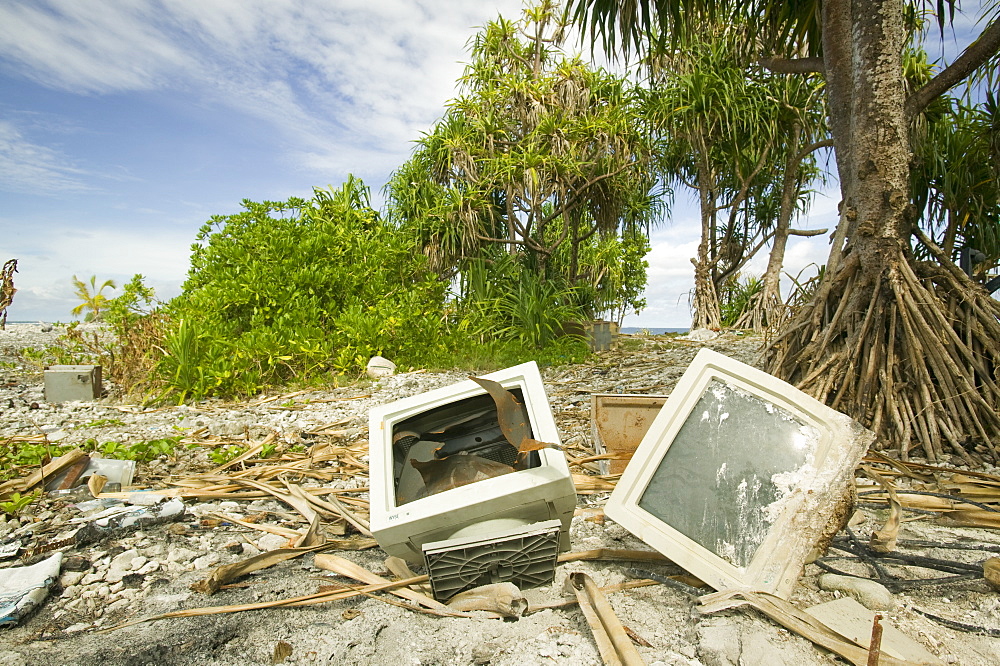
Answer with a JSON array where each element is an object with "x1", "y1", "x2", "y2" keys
[
  {"x1": 606, "y1": 348, "x2": 873, "y2": 598},
  {"x1": 369, "y1": 361, "x2": 576, "y2": 600}
]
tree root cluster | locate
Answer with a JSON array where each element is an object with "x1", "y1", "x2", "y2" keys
[
  {"x1": 764, "y1": 246, "x2": 1000, "y2": 465},
  {"x1": 734, "y1": 290, "x2": 792, "y2": 334}
]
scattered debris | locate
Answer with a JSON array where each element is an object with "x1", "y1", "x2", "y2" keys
[
  {"x1": 606, "y1": 348, "x2": 874, "y2": 598},
  {"x1": 366, "y1": 356, "x2": 396, "y2": 379},
  {"x1": 368, "y1": 362, "x2": 576, "y2": 586},
  {"x1": 1, "y1": 328, "x2": 999, "y2": 665},
  {"x1": 590, "y1": 393, "x2": 667, "y2": 475},
  {"x1": 805, "y1": 597, "x2": 941, "y2": 664},
  {"x1": 191, "y1": 543, "x2": 333, "y2": 596},
  {"x1": 0, "y1": 552, "x2": 62, "y2": 627},
  {"x1": 446, "y1": 582, "x2": 527, "y2": 617},
  {"x1": 43, "y1": 365, "x2": 102, "y2": 403},
  {"x1": 700, "y1": 589, "x2": 919, "y2": 666},
  {"x1": 271, "y1": 640, "x2": 293, "y2": 664},
  {"x1": 568, "y1": 571, "x2": 646, "y2": 666},
  {"x1": 817, "y1": 573, "x2": 895, "y2": 611},
  {"x1": 684, "y1": 328, "x2": 718, "y2": 342}
]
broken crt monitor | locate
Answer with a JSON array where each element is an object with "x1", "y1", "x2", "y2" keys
[
  {"x1": 606, "y1": 348, "x2": 873, "y2": 598},
  {"x1": 369, "y1": 361, "x2": 576, "y2": 598}
]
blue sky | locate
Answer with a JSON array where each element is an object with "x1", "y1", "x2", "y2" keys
[{"x1": 0, "y1": 1, "x2": 993, "y2": 327}]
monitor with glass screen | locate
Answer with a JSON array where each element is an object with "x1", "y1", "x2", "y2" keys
[{"x1": 606, "y1": 348, "x2": 872, "y2": 598}]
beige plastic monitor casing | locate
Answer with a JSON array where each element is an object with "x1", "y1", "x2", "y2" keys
[
  {"x1": 606, "y1": 348, "x2": 872, "y2": 598},
  {"x1": 369, "y1": 361, "x2": 577, "y2": 563}
]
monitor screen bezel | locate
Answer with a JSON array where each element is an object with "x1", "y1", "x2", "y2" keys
[
  {"x1": 368, "y1": 361, "x2": 571, "y2": 544},
  {"x1": 606, "y1": 348, "x2": 869, "y2": 598}
]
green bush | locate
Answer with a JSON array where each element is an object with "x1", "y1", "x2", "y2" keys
[{"x1": 158, "y1": 178, "x2": 448, "y2": 400}]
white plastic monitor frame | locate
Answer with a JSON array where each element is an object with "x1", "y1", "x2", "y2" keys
[
  {"x1": 606, "y1": 348, "x2": 870, "y2": 598},
  {"x1": 369, "y1": 361, "x2": 577, "y2": 563}
]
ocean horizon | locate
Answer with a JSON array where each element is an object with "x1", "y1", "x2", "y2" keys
[
  {"x1": 619, "y1": 327, "x2": 688, "y2": 335},
  {"x1": 5, "y1": 320, "x2": 690, "y2": 336}
]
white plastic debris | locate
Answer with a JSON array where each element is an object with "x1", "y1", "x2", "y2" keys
[
  {"x1": 70, "y1": 497, "x2": 185, "y2": 529},
  {"x1": 366, "y1": 356, "x2": 396, "y2": 378},
  {"x1": 685, "y1": 328, "x2": 719, "y2": 342},
  {"x1": 0, "y1": 552, "x2": 62, "y2": 627}
]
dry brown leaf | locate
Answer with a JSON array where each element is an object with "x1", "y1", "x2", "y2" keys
[
  {"x1": 0, "y1": 448, "x2": 88, "y2": 498},
  {"x1": 191, "y1": 543, "x2": 332, "y2": 595},
  {"x1": 700, "y1": 590, "x2": 922, "y2": 666},
  {"x1": 313, "y1": 553, "x2": 500, "y2": 619},
  {"x1": 569, "y1": 572, "x2": 646, "y2": 666}
]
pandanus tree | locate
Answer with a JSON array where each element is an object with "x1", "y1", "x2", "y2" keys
[
  {"x1": 569, "y1": 0, "x2": 1000, "y2": 462},
  {"x1": 643, "y1": 31, "x2": 829, "y2": 331},
  {"x1": 910, "y1": 84, "x2": 1000, "y2": 274},
  {"x1": 386, "y1": 1, "x2": 660, "y2": 323},
  {"x1": 733, "y1": 71, "x2": 831, "y2": 331}
]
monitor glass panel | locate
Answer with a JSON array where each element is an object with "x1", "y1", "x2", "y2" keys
[{"x1": 636, "y1": 379, "x2": 816, "y2": 568}]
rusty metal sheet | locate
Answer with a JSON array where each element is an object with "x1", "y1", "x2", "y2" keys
[
  {"x1": 469, "y1": 376, "x2": 557, "y2": 453},
  {"x1": 590, "y1": 394, "x2": 668, "y2": 475}
]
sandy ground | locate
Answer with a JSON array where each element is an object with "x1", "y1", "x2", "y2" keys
[{"x1": 2, "y1": 323, "x2": 1000, "y2": 665}]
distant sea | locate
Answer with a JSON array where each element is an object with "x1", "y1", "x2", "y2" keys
[{"x1": 620, "y1": 327, "x2": 688, "y2": 335}]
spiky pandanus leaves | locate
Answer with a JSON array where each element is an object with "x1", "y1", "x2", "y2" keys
[
  {"x1": 387, "y1": 0, "x2": 659, "y2": 325},
  {"x1": 644, "y1": 29, "x2": 826, "y2": 331},
  {"x1": 71, "y1": 275, "x2": 117, "y2": 322}
]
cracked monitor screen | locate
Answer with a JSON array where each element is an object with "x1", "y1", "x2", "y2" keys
[{"x1": 637, "y1": 379, "x2": 818, "y2": 568}]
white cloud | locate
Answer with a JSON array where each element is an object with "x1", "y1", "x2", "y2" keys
[
  {"x1": 3, "y1": 223, "x2": 192, "y2": 322},
  {"x1": 0, "y1": 120, "x2": 91, "y2": 193},
  {"x1": 0, "y1": 0, "x2": 195, "y2": 93},
  {"x1": 0, "y1": 0, "x2": 527, "y2": 182}
]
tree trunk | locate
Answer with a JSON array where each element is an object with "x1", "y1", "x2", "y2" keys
[
  {"x1": 692, "y1": 174, "x2": 723, "y2": 331},
  {"x1": 737, "y1": 123, "x2": 803, "y2": 331},
  {"x1": 765, "y1": 0, "x2": 1000, "y2": 463}
]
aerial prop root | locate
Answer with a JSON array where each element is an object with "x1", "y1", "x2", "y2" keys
[{"x1": 766, "y1": 251, "x2": 1000, "y2": 465}]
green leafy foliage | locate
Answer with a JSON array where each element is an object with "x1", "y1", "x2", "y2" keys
[
  {"x1": 0, "y1": 440, "x2": 71, "y2": 479},
  {"x1": 0, "y1": 436, "x2": 185, "y2": 486},
  {"x1": 387, "y1": 1, "x2": 660, "y2": 326},
  {"x1": 158, "y1": 177, "x2": 448, "y2": 400},
  {"x1": 209, "y1": 444, "x2": 246, "y2": 465},
  {"x1": 719, "y1": 273, "x2": 764, "y2": 327},
  {"x1": 259, "y1": 441, "x2": 277, "y2": 459},
  {"x1": 448, "y1": 255, "x2": 586, "y2": 352},
  {"x1": 495, "y1": 273, "x2": 585, "y2": 349},
  {"x1": 92, "y1": 437, "x2": 184, "y2": 462},
  {"x1": 1, "y1": 491, "x2": 37, "y2": 516},
  {"x1": 101, "y1": 274, "x2": 167, "y2": 397},
  {"x1": 911, "y1": 86, "x2": 1000, "y2": 274},
  {"x1": 81, "y1": 418, "x2": 127, "y2": 429}
]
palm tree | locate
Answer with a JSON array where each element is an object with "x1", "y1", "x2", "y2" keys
[
  {"x1": 71, "y1": 275, "x2": 116, "y2": 322},
  {"x1": 568, "y1": 0, "x2": 1000, "y2": 463}
]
